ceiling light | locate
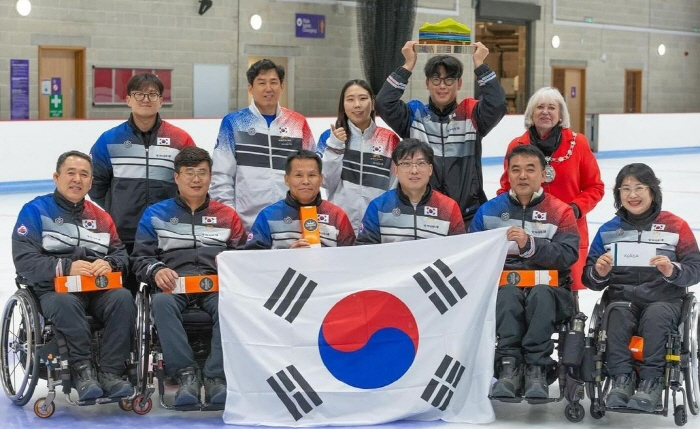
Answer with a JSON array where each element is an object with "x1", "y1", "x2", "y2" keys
[
  {"x1": 250, "y1": 14, "x2": 262, "y2": 30},
  {"x1": 551, "y1": 35, "x2": 561, "y2": 49}
]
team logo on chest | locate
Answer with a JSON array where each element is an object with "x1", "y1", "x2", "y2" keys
[
  {"x1": 284, "y1": 216, "x2": 293, "y2": 224},
  {"x1": 123, "y1": 140, "x2": 132, "y2": 148},
  {"x1": 157, "y1": 137, "x2": 170, "y2": 146},
  {"x1": 16, "y1": 224, "x2": 28, "y2": 236},
  {"x1": 247, "y1": 127, "x2": 256, "y2": 136},
  {"x1": 202, "y1": 216, "x2": 217, "y2": 225},
  {"x1": 391, "y1": 207, "x2": 401, "y2": 217},
  {"x1": 170, "y1": 217, "x2": 179, "y2": 225},
  {"x1": 533, "y1": 211, "x2": 547, "y2": 221},
  {"x1": 82, "y1": 219, "x2": 96, "y2": 230},
  {"x1": 501, "y1": 212, "x2": 510, "y2": 221},
  {"x1": 55, "y1": 217, "x2": 64, "y2": 226}
]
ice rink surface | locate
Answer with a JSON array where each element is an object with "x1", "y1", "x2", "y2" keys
[{"x1": 1, "y1": 152, "x2": 699, "y2": 428}]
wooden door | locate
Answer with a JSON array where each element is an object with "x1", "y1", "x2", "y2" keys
[
  {"x1": 38, "y1": 46, "x2": 85, "y2": 119},
  {"x1": 551, "y1": 67, "x2": 586, "y2": 134}
]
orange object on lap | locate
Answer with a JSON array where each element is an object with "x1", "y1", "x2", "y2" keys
[
  {"x1": 168, "y1": 275, "x2": 219, "y2": 294},
  {"x1": 54, "y1": 272, "x2": 123, "y2": 293},
  {"x1": 499, "y1": 270, "x2": 559, "y2": 287}
]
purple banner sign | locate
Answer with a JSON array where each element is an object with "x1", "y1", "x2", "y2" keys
[
  {"x1": 10, "y1": 59, "x2": 30, "y2": 120},
  {"x1": 51, "y1": 77, "x2": 62, "y2": 95},
  {"x1": 295, "y1": 13, "x2": 325, "y2": 38}
]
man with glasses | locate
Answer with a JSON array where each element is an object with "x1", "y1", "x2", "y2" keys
[
  {"x1": 90, "y1": 73, "x2": 196, "y2": 293},
  {"x1": 132, "y1": 147, "x2": 247, "y2": 407},
  {"x1": 375, "y1": 41, "x2": 507, "y2": 229},
  {"x1": 356, "y1": 139, "x2": 465, "y2": 244},
  {"x1": 210, "y1": 59, "x2": 315, "y2": 230}
]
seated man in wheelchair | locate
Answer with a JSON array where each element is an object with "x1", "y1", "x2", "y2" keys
[
  {"x1": 11, "y1": 150, "x2": 135, "y2": 401},
  {"x1": 583, "y1": 163, "x2": 700, "y2": 412},
  {"x1": 132, "y1": 147, "x2": 247, "y2": 406},
  {"x1": 470, "y1": 145, "x2": 579, "y2": 399},
  {"x1": 244, "y1": 150, "x2": 355, "y2": 249}
]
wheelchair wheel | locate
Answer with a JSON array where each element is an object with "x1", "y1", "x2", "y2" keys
[
  {"x1": 33, "y1": 397, "x2": 55, "y2": 418},
  {"x1": 674, "y1": 404, "x2": 687, "y2": 426},
  {"x1": 1, "y1": 289, "x2": 41, "y2": 406},
  {"x1": 135, "y1": 290, "x2": 150, "y2": 395},
  {"x1": 684, "y1": 295, "x2": 699, "y2": 415},
  {"x1": 564, "y1": 402, "x2": 585, "y2": 423}
]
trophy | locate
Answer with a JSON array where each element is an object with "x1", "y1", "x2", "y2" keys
[{"x1": 413, "y1": 18, "x2": 474, "y2": 54}]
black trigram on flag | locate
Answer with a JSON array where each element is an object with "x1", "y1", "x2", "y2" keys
[
  {"x1": 264, "y1": 267, "x2": 317, "y2": 323},
  {"x1": 413, "y1": 259, "x2": 467, "y2": 314},
  {"x1": 267, "y1": 365, "x2": 323, "y2": 421},
  {"x1": 421, "y1": 355, "x2": 466, "y2": 411}
]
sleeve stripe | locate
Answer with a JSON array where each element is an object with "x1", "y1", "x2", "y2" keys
[
  {"x1": 387, "y1": 75, "x2": 406, "y2": 90},
  {"x1": 477, "y1": 71, "x2": 497, "y2": 86}
]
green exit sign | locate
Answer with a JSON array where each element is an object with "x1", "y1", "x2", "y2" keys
[{"x1": 584, "y1": 16, "x2": 594, "y2": 23}]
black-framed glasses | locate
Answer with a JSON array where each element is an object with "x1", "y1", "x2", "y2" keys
[
  {"x1": 130, "y1": 91, "x2": 161, "y2": 102},
  {"x1": 429, "y1": 76, "x2": 456, "y2": 87}
]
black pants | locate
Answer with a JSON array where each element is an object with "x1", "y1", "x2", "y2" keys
[
  {"x1": 38, "y1": 288, "x2": 135, "y2": 374},
  {"x1": 606, "y1": 299, "x2": 682, "y2": 380},
  {"x1": 496, "y1": 284, "x2": 574, "y2": 368}
]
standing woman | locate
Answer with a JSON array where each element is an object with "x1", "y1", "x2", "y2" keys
[
  {"x1": 317, "y1": 79, "x2": 400, "y2": 232},
  {"x1": 497, "y1": 87, "x2": 604, "y2": 291}
]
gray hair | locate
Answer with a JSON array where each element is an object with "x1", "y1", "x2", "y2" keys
[{"x1": 523, "y1": 87, "x2": 570, "y2": 129}]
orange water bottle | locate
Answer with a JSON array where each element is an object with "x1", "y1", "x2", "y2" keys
[{"x1": 300, "y1": 206, "x2": 321, "y2": 247}]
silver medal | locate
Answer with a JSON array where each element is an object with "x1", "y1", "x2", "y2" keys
[{"x1": 544, "y1": 164, "x2": 556, "y2": 182}]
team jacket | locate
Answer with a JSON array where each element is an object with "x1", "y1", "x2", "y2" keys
[
  {"x1": 89, "y1": 114, "x2": 196, "y2": 245},
  {"x1": 210, "y1": 102, "x2": 316, "y2": 229},
  {"x1": 131, "y1": 195, "x2": 247, "y2": 285},
  {"x1": 12, "y1": 191, "x2": 129, "y2": 294},
  {"x1": 469, "y1": 191, "x2": 579, "y2": 287},
  {"x1": 375, "y1": 64, "x2": 507, "y2": 224},
  {"x1": 244, "y1": 193, "x2": 355, "y2": 249},
  {"x1": 356, "y1": 185, "x2": 466, "y2": 245},
  {"x1": 497, "y1": 127, "x2": 604, "y2": 250},
  {"x1": 317, "y1": 120, "x2": 400, "y2": 232},
  {"x1": 583, "y1": 205, "x2": 700, "y2": 304}
]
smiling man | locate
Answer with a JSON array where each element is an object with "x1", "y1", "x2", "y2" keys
[
  {"x1": 469, "y1": 144, "x2": 579, "y2": 400},
  {"x1": 211, "y1": 59, "x2": 316, "y2": 230},
  {"x1": 245, "y1": 150, "x2": 355, "y2": 249},
  {"x1": 356, "y1": 139, "x2": 465, "y2": 244},
  {"x1": 90, "y1": 73, "x2": 196, "y2": 293},
  {"x1": 375, "y1": 41, "x2": 507, "y2": 229}
]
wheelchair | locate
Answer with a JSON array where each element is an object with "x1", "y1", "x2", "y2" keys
[
  {"x1": 134, "y1": 282, "x2": 222, "y2": 412},
  {"x1": 489, "y1": 288, "x2": 588, "y2": 423},
  {"x1": 584, "y1": 290, "x2": 699, "y2": 426},
  {"x1": 0, "y1": 278, "x2": 142, "y2": 418}
]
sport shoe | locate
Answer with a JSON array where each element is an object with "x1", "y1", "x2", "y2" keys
[
  {"x1": 627, "y1": 377, "x2": 664, "y2": 412},
  {"x1": 490, "y1": 357, "x2": 522, "y2": 398},
  {"x1": 174, "y1": 367, "x2": 201, "y2": 406},
  {"x1": 524, "y1": 365, "x2": 548, "y2": 399},
  {"x1": 605, "y1": 371, "x2": 636, "y2": 408},
  {"x1": 71, "y1": 360, "x2": 103, "y2": 401},
  {"x1": 98, "y1": 371, "x2": 134, "y2": 398},
  {"x1": 204, "y1": 377, "x2": 227, "y2": 404}
]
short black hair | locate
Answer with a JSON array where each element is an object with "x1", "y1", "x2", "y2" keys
[
  {"x1": 56, "y1": 150, "x2": 92, "y2": 173},
  {"x1": 174, "y1": 147, "x2": 213, "y2": 171},
  {"x1": 285, "y1": 150, "x2": 322, "y2": 175},
  {"x1": 246, "y1": 59, "x2": 285, "y2": 85},
  {"x1": 613, "y1": 163, "x2": 662, "y2": 210},
  {"x1": 126, "y1": 73, "x2": 164, "y2": 95},
  {"x1": 506, "y1": 145, "x2": 546, "y2": 170},
  {"x1": 391, "y1": 138, "x2": 434, "y2": 165},
  {"x1": 424, "y1": 55, "x2": 463, "y2": 79}
]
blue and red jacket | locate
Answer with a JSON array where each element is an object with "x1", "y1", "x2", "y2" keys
[{"x1": 12, "y1": 190, "x2": 129, "y2": 293}]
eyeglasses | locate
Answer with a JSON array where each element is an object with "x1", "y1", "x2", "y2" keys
[
  {"x1": 618, "y1": 185, "x2": 648, "y2": 195},
  {"x1": 179, "y1": 169, "x2": 210, "y2": 180},
  {"x1": 397, "y1": 160, "x2": 431, "y2": 171},
  {"x1": 429, "y1": 76, "x2": 457, "y2": 87},
  {"x1": 130, "y1": 91, "x2": 161, "y2": 102}
]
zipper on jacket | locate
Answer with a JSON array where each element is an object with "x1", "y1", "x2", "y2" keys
[
  {"x1": 440, "y1": 121, "x2": 447, "y2": 191},
  {"x1": 145, "y1": 144, "x2": 150, "y2": 204},
  {"x1": 413, "y1": 205, "x2": 418, "y2": 240},
  {"x1": 267, "y1": 122, "x2": 273, "y2": 170},
  {"x1": 191, "y1": 210, "x2": 201, "y2": 273}
]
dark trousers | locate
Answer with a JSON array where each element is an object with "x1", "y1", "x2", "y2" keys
[
  {"x1": 150, "y1": 292, "x2": 223, "y2": 379},
  {"x1": 496, "y1": 284, "x2": 574, "y2": 368},
  {"x1": 38, "y1": 288, "x2": 135, "y2": 374},
  {"x1": 606, "y1": 299, "x2": 682, "y2": 380}
]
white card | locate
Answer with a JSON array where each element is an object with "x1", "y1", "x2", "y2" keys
[{"x1": 611, "y1": 242, "x2": 659, "y2": 266}]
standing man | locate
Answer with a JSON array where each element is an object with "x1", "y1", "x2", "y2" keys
[
  {"x1": 469, "y1": 145, "x2": 579, "y2": 399},
  {"x1": 375, "y1": 41, "x2": 507, "y2": 228},
  {"x1": 12, "y1": 151, "x2": 135, "y2": 401},
  {"x1": 132, "y1": 147, "x2": 247, "y2": 406},
  {"x1": 90, "y1": 73, "x2": 196, "y2": 293},
  {"x1": 210, "y1": 59, "x2": 316, "y2": 229},
  {"x1": 356, "y1": 139, "x2": 465, "y2": 244}
]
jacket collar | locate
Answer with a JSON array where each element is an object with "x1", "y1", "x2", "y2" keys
[
  {"x1": 53, "y1": 189, "x2": 85, "y2": 214},
  {"x1": 348, "y1": 118, "x2": 376, "y2": 139},
  {"x1": 428, "y1": 98, "x2": 457, "y2": 119},
  {"x1": 284, "y1": 191, "x2": 322, "y2": 209},
  {"x1": 507, "y1": 188, "x2": 545, "y2": 207},
  {"x1": 127, "y1": 113, "x2": 162, "y2": 136},
  {"x1": 174, "y1": 194, "x2": 211, "y2": 213},
  {"x1": 396, "y1": 184, "x2": 433, "y2": 206},
  {"x1": 249, "y1": 100, "x2": 281, "y2": 119}
]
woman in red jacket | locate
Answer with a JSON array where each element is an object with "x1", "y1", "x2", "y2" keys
[{"x1": 497, "y1": 87, "x2": 604, "y2": 291}]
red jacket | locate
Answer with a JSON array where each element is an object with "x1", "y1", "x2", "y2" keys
[{"x1": 497, "y1": 127, "x2": 604, "y2": 290}]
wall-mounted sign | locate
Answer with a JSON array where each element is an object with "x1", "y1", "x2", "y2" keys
[
  {"x1": 10, "y1": 59, "x2": 29, "y2": 120},
  {"x1": 49, "y1": 94, "x2": 63, "y2": 117},
  {"x1": 295, "y1": 13, "x2": 325, "y2": 38},
  {"x1": 51, "y1": 77, "x2": 62, "y2": 95}
]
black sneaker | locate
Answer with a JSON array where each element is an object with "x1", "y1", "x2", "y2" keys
[
  {"x1": 627, "y1": 377, "x2": 664, "y2": 412},
  {"x1": 524, "y1": 365, "x2": 548, "y2": 399},
  {"x1": 98, "y1": 371, "x2": 134, "y2": 398},
  {"x1": 605, "y1": 371, "x2": 636, "y2": 408},
  {"x1": 491, "y1": 357, "x2": 522, "y2": 398},
  {"x1": 71, "y1": 360, "x2": 103, "y2": 401},
  {"x1": 174, "y1": 367, "x2": 201, "y2": 406},
  {"x1": 204, "y1": 377, "x2": 227, "y2": 404}
]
